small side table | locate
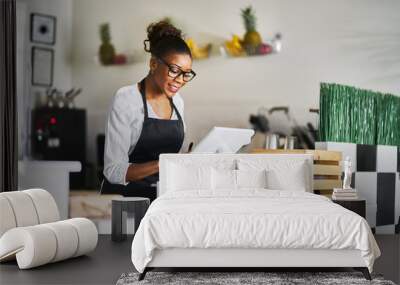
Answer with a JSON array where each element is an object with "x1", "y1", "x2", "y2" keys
[
  {"x1": 333, "y1": 199, "x2": 366, "y2": 218},
  {"x1": 112, "y1": 197, "x2": 150, "y2": 242}
]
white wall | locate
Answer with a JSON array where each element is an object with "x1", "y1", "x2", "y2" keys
[
  {"x1": 71, "y1": 0, "x2": 400, "y2": 164},
  {"x1": 17, "y1": 0, "x2": 73, "y2": 158}
]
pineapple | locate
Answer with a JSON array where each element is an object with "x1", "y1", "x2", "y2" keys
[
  {"x1": 241, "y1": 6, "x2": 262, "y2": 55},
  {"x1": 99, "y1": 23, "x2": 115, "y2": 65}
]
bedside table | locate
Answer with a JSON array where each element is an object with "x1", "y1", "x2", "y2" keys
[{"x1": 333, "y1": 199, "x2": 366, "y2": 218}]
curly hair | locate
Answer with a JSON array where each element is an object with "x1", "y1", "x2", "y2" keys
[{"x1": 144, "y1": 21, "x2": 191, "y2": 58}]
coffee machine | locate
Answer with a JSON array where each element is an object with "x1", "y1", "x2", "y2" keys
[{"x1": 32, "y1": 107, "x2": 87, "y2": 189}]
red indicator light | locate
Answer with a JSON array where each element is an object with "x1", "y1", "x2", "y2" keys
[{"x1": 50, "y1": 117, "x2": 57, "y2": 125}]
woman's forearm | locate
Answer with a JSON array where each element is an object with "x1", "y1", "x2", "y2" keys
[{"x1": 125, "y1": 160, "x2": 159, "y2": 182}]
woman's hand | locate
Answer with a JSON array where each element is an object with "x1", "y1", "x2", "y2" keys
[{"x1": 125, "y1": 160, "x2": 159, "y2": 182}]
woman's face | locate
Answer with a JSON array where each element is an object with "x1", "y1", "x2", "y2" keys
[{"x1": 151, "y1": 52, "x2": 193, "y2": 98}]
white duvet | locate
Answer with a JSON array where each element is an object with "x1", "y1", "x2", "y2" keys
[{"x1": 131, "y1": 190, "x2": 380, "y2": 273}]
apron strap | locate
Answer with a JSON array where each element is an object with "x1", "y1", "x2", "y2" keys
[
  {"x1": 139, "y1": 79, "x2": 149, "y2": 118},
  {"x1": 169, "y1": 97, "x2": 183, "y2": 121}
]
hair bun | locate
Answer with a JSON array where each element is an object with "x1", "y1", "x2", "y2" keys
[{"x1": 145, "y1": 21, "x2": 183, "y2": 53}]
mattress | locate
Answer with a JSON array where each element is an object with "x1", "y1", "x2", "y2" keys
[{"x1": 131, "y1": 190, "x2": 380, "y2": 273}]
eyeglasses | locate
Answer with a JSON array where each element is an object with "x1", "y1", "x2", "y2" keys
[{"x1": 157, "y1": 57, "x2": 196, "y2": 82}]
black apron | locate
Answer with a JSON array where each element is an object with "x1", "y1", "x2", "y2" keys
[{"x1": 101, "y1": 78, "x2": 184, "y2": 201}]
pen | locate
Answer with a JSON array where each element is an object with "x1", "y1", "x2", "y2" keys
[{"x1": 188, "y1": 142, "x2": 194, "y2": 153}]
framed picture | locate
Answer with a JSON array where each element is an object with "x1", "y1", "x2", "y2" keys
[
  {"x1": 32, "y1": 47, "x2": 54, "y2": 87},
  {"x1": 30, "y1": 13, "x2": 56, "y2": 45}
]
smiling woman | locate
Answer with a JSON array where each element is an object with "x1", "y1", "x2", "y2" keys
[{"x1": 100, "y1": 21, "x2": 194, "y2": 199}]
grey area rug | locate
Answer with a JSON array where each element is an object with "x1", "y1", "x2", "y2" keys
[{"x1": 116, "y1": 272, "x2": 396, "y2": 285}]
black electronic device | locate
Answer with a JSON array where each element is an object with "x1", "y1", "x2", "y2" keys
[{"x1": 32, "y1": 107, "x2": 87, "y2": 189}]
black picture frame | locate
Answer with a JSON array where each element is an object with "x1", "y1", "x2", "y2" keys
[
  {"x1": 30, "y1": 13, "x2": 57, "y2": 45},
  {"x1": 32, "y1": 47, "x2": 54, "y2": 87}
]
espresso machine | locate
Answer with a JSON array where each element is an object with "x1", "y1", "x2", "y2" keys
[{"x1": 32, "y1": 88, "x2": 88, "y2": 189}]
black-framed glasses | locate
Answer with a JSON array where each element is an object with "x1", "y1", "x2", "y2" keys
[{"x1": 157, "y1": 57, "x2": 196, "y2": 82}]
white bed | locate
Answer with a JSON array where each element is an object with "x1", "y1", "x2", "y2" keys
[{"x1": 131, "y1": 154, "x2": 380, "y2": 280}]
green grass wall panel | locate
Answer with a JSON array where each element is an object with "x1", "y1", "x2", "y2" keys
[
  {"x1": 319, "y1": 83, "x2": 399, "y2": 146},
  {"x1": 376, "y1": 94, "x2": 400, "y2": 146}
]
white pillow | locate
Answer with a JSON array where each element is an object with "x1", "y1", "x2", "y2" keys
[
  {"x1": 211, "y1": 169, "x2": 268, "y2": 190},
  {"x1": 237, "y1": 158, "x2": 311, "y2": 192},
  {"x1": 265, "y1": 162, "x2": 309, "y2": 191},
  {"x1": 211, "y1": 168, "x2": 236, "y2": 190},
  {"x1": 167, "y1": 162, "x2": 212, "y2": 191},
  {"x1": 236, "y1": 169, "x2": 267, "y2": 188}
]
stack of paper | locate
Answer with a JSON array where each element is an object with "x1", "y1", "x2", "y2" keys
[{"x1": 332, "y1": 188, "x2": 358, "y2": 200}]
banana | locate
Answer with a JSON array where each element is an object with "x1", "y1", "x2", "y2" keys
[
  {"x1": 224, "y1": 35, "x2": 245, "y2": 57},
  {"x1": 186, "y1": 38, "x2": 212, "y2": 59}
]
